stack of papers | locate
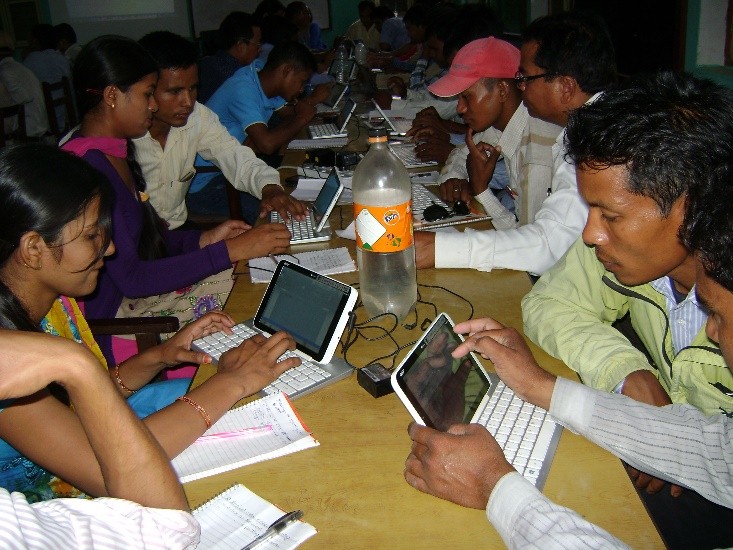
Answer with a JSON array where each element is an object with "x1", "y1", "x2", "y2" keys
[
  {"x1": 172, "y1": 392, "x2": 318, "y2": 483},
  {"x1": 247, "y1": 247, "x2": 357, "y2": 284}
]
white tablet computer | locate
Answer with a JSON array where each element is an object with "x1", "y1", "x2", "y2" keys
[
  {"x1": 312, "y1": 167, "x2": 345, "y2": 233},
  {"x1": 391, "y1": 313, "x2": 492, "y2": 430},
  {"x1": 253, "y1": 260, "x2": 357, "y2": 364},
  {"x1": 391, "y1": 313, "x2": 562, "y2": 489}
]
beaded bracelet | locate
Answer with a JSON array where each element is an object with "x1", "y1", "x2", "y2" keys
[
  {"x1": 112, "y1": 365, "x2": 136, "y2": 394},
  {"x1": 176, "y1": 396, "x2": 212, "y2": 429}
]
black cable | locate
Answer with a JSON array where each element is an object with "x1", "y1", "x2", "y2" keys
[{"x1": 339, "y1": 282, "x2": 475, "y2": 370}]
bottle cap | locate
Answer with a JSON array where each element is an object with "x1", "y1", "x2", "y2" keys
[{"x1": 368, "y1": 127, "x2": 389, "y2": 142}]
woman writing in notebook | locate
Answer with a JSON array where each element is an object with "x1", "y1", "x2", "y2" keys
[
  {"x1": 0, "y1": 143, "x2": 300, "y2": 501},
  {"x1": 62, "y1": 35, "x2": 291, "y2": 367}
]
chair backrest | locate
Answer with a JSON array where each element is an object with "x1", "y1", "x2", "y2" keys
[
  {"x1": 0, "y1": 103, "x2": 26, "y2": 148},
  {"x1": 41, "y1": 76, "x2": 77, "y2": 141}
]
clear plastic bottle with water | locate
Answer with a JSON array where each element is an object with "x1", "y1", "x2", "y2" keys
[
  {"x1": 353, "y1": 127, "x2": 417, "y2": 321},
  {"x1": 334, "y1": 43, "x2": 349, "y2": 84},
  {"x1": 354, "y1": 40, "x2": 368, "y2": 66}
]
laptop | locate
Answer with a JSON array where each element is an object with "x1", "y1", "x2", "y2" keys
[
  {"x1": 391, "y1": 313, "x2": 562, "y2": 488},
  {"x1": 316, "y1": 82, "x2": 348, "y2": 114},
  {"x1": 371, "y1": 99, "x2": 413, "y2": 136},
  {"x1": 192, "y1": 260, "x2": 358, "y2": 400},
  {"x1": 307, "y1": 98, "x2": 356, "y2": 139},
  {"x1": 270, "y1": 167, "x2": 344, "y2": 244},
  {"x1": 391, "y1": 313, "x2": 562, "y2": 489}
]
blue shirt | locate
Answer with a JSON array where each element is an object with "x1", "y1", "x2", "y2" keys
[
  {"x1": 380, "y1": 17, "x2": 409, "y2": 51},
  {"x1": 192, "y1": 61, "x2": 286, "y2": 192}
]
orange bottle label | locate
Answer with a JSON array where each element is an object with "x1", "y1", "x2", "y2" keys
[{"x1": 354, "y1": 200, "x2": 413, "y2": 252}]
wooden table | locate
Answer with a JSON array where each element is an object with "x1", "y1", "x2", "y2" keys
[{"x1": 185, "y1": 224, "x2": 664, "y2": 548}]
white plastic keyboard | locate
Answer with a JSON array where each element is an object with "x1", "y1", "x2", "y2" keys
[
  {"x1": 475, "y1": 380, "x2": 560, "y2": 488},
  {"x1": 309, "y1": 123, "x2": 341, "y2": 138},
  {"x1": 192, "y1": 323, "x2": 334, "y2": 398},
  {"x1": 270, "y1": 210, "x2": 328, "y2": 244},
  {"x1": 411, "y1": 182, "x2": 449, "y2": 216},
  {"x1": 389, "y1": 142, "x2": 438, "y2": 168}
]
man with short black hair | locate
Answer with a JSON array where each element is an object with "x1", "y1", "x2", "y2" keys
[
  {"x1": 205, "y1": 40, "x2": 321, "y2": 157},
  {"x1": 134, "y1": 31, "x2": 305, "y2": 229},
  {"x1": 198, "y1": 12, "x2": 262, "y2": 104},
  {"x1": 404, "y1": 72, "x2": 733, "y2": 550},
  {"x1": 523, "y1": 71, "x2": 733, "y2": 547},
  {"x1": 344, "y1": 1, "x2": 380, "y2": 50}
]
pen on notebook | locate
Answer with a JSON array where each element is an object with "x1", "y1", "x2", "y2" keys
[
  {"x1": 241, "y1": 509, "x2": 304, "y2": 550},
  {"x1": 196, "y1": 425, "x2": 273, "y2": 443},
  {"x1": 269, "y1": 254, "x2": 279, "y2": 267}
]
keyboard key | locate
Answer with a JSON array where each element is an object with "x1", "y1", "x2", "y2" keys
[{"x1": 192, "y1": 322, "x2": 338, "y2": 399}]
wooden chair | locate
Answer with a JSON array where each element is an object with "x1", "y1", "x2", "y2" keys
[
  {"x1": 41, "y1": 77, "x2": 77, "y2": 142},
  {"x1": 0, "y1": 103, "x2": 26, "y2": 148},
  {"x1": 87, "y1": 316, "x2": 180, "y2": 353}
]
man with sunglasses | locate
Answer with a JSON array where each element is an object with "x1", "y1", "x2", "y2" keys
[{"x1": 414, "y1": 12, "x2": 616, "y2": 276}]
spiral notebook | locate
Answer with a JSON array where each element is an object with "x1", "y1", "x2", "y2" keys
[
  {"x1": 171, "y1": 393, "x2": 318, "y2": 483},
  {"x1": 195, "y1": 484, "x2": 317, "y2": 550}
]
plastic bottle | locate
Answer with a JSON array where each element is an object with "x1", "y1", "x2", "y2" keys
[
  {"x1": 335, "y1": 43, "x2": 349, "y2": 84},
  {"x1": 354, "y1": 40, "x2": 368, "y2": 66},
  {"x1": 353, "y1": 127, "x2": 417, "y2": 321}
]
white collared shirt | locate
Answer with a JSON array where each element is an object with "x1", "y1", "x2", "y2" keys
[{"x1": 133, "y1": 102, "x2": 281, "y2": 228}]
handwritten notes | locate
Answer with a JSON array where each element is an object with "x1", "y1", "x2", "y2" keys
[
  {"x1": 195, "y1": 484, "x2": 317, "y2": 550},
  {"x1": 172, "y1": 393, "x2": 318, "y2": 483}
]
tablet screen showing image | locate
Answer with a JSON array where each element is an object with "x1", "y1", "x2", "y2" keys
[{"x1": 394, "y1": 314, "x2": 492, "y2": 431}]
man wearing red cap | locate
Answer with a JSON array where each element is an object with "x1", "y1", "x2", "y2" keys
[{"x1": 414, "y1": 16, "x2": 616, "y2": 277}]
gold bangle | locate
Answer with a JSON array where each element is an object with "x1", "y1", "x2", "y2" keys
[
  {"x1": 176, "y1": 396, "x2": 212, "y2": 429},
  {"x1": 112, "y1": 365, "x2": 136, "y2": 394}
]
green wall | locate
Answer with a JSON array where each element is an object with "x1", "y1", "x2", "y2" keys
[{"x1": 686, "y1": 0, "x2": 733, "y2": 88}]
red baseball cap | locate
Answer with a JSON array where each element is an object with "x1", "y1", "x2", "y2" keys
[{"x1": 428, "y1": 37, "x2": 520, "y2": 98}]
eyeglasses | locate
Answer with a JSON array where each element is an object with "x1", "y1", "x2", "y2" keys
[{"x1": 514, "y1": 71, "x2": 553, "y2": 86}]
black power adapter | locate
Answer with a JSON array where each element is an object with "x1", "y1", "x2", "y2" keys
[{"x1": 357, "y1": 363, "x2": 394, "y2": 398}]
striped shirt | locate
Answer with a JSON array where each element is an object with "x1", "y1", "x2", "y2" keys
[
  {"x1": 488, "y1": 377, "x2": 732, "y2": 548},
  {"x1": 650, "y1": 276, "x2": 706, "y2": 355},
  {"x1": 0, "y1": 489, "x2": 200, "y2": 549}
]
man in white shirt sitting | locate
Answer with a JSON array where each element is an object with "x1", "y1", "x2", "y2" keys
[
  {"x1": 0, "y1": 33, "x2": 49, "y2": 139},
  {"x1": 135, "y1": 31, "x2": 306, "y2": 229},
  {"x1": 414, "y1": 12, "x2": 615, "y2": 276}
]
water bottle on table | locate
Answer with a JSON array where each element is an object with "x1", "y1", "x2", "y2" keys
[
  {"x1": 334, "y1": 43, "x2": 349, "y2": 84},
  {"x1": 353, "y1": 127, "x2": 417, "y2": 321}
]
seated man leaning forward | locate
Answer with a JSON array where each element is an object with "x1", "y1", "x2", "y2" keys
[
  {"x1": 133, "y1": 31, "x2": 307, "y2": 229},
  {"x1": 523, "y1": 71, "x2": 733, "y2": 417},
  {"x1": 202, "y1": 41, "x2": 327, "y2": 163},
  {"x1": 403, "y1": 127, "x2": 733, "y2": 549},
  {"x1": 414, "y1": 12, "x2": 616, "y2": 275}
]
